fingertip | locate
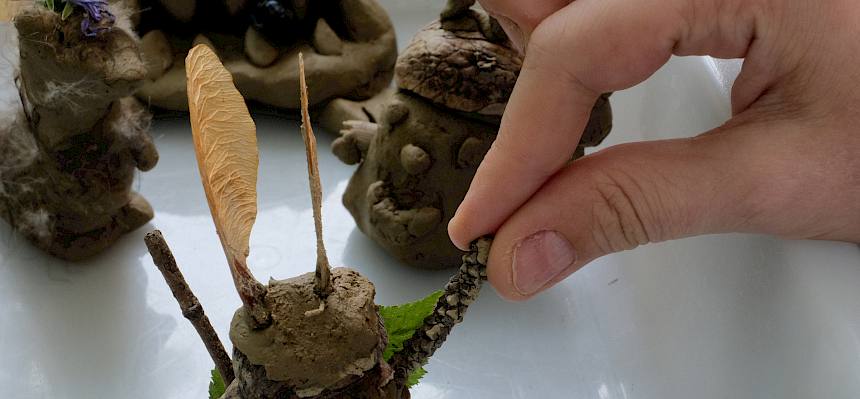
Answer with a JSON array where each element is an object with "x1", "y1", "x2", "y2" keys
[{"x1": 446, "y1": 213, "x2": 471, "y2": 251}]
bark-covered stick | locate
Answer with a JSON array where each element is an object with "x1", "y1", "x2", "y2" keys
[
  {"x1": 390, "y1": 237, "x2": 492, "y2": 383},
  {"x1": 144, "y1": 230, "x2": 235, "y2": 386}
]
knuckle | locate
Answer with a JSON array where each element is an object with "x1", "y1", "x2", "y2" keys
[{"x1": 586, "y1": 163, "x2": 670, "y2": 254}]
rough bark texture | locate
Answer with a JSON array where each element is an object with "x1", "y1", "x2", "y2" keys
[
  {"x1": 390, "y1": 238, "x2": 490, "y2": 382},
  {"x1": 135, "y1": 0, "x2": 397, "y2": 111},
  {"x1": 335, "y1": 8, "x2": 613, "y2": 269},
  {"x1": 144, "y1": 230, "x2": 235, "y2": 387},
  {"x1": 0, "y1": 7, "x2": 158, "y2": 260}
]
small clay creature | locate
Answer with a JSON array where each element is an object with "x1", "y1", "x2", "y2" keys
[
  {"x1": 332, "y1": 5, "x2": 613, "y2": 269},
  {"x1": 145, "y1": 47, "x2": 490, "y2": 398},
  {"x1": 134, "y1": 0, "x2": 397, "y2": 111},
  {"x1": 0, "y1": 4, "x2": 158, "y2": 260}
]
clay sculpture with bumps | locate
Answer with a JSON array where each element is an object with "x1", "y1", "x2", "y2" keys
[
  {"x1": 0, "y1": 5, "x2": 158, "y2": 260},
  {"x1": 134, "y1": 0, "x2": 397, "y2": 111},
  {"x1": 332, "y1": 1, "x2": 614, "y2": 269},
  {"x1": 145, "y1": 44, "x2": 493, "y2": 398}
]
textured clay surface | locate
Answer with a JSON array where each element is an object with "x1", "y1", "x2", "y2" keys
[
  {"x1": 335, "y1": 9, "x2": 613, "y2": 269},
  {"x1": 135, "y1": 0, "x2": 397, "y2": 111},
  {"x1": 0, "y1": 7, "x2": 158, "y2": 260},
  {"x1": 230, "y1": 268, "x2": 392, "y2": 397},
  {"x1": 340, "y1": 92, "x2": 499, "y2": 269}
]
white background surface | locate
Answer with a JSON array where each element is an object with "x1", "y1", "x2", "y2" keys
[{"x1": 2, "y1": 2, "x2": 860, "y2": 398}]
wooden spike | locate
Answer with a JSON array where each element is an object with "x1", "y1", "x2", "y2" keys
[
  {"x1": 299, "y1": 53, "x2": 332, "y2": 297},
  {"x1": 186, "y1": 44, "x2": 269, "y2": 326}
]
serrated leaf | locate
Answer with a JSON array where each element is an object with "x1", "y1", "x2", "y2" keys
[
  {"x1": 185, "y1": 44, "x2": 259, "y2": 276},
  {"x1": 380, "y1": 290, "x2": 443, "y2": 361},
  {"x1": 60, "y1": 1, "x2": 73, "y2": 20},
  {"x1": 406, "y1": 367, "x2": 427, "y2": 388},
  {"x1": 209, "y1": 369, "x2": 226, "y2": 399}
]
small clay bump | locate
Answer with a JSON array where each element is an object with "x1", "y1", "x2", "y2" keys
[
  {"x1": 384, "y1": 102, "x2": 409, "y2": 127},
  {"x1": 407, "y1": 207, "x2": 441, "y2": 237},
  {"x1": 312, "y1": 19, "x2": 344, "y2": 56},
  {"x1": 366, "y1": 181, "x2": 387, "y2": 204},
  {"x1": 457, "y1": 137, "x2": 486, "y2": 168},
  {"x1": 399, "y1": 144, "x2": 432, "y2": 175},
  {"x1": 244, "y1": 26, "x2": 280, "y2": 67},
  {"x1": 332, "y1": 136, "x2": 361, "y2": 165},
  {"x1": 140, "y1": 30, "x2": 173, "y2": 80}
]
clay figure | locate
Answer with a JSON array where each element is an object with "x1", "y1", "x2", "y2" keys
[
  {"x1": 133, "y1": 0, "x2": 398, "y2": 111},
  {"x1": 145, "y1": 46, "x2": 491, "y2": 398},
  {"x1": 331, "y1": 3, "x2": 614, "y2": 269},
  {"x1": 0, "y1": 3, "x2": 158, "y2": 260}
]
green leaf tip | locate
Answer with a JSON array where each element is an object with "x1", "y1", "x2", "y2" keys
[
  {"x1": 379, "y1": 290, "x2": 443, "y2": 388},
  {"x1": 61, "y1": 1, "x2": 74, "y2": 20},
  {"x1": 209, "y1": 369, "x2": 226, "y2": 399}
]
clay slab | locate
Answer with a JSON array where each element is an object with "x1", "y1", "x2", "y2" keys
[{"x1": 1, "y1": 5, "x2": 860, "y2": 399}]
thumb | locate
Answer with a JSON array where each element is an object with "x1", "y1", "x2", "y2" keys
[{"x1": 486, "y1": 118, "x2": 847, "y2": 300}]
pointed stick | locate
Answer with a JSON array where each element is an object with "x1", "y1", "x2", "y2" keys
[
  {"x1": 299, "y1": 53, "x2": 332, "y2": 297},
  {"x1": 144, "y1": 230, "x2": 235, "y2": 387}
]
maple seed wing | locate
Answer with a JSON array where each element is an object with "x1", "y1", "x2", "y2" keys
[{"x1": 186, "y1": 44, "x2": 259, "y2": 269}]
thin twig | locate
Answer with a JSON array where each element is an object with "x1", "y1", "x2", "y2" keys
[
  {"x1": 145, "y1": 230, "x2": 235, "y2": 386},
  {"x1": 298, "y1": 53, "x2": 332, "y2": 297},
  {"x1": 390, "y1": 237, "x2": 493, "y2": 385}
]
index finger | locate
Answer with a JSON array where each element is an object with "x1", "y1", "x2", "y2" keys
[{"x1": 449, "y1": 0, "x2": 748, "y2": 249}]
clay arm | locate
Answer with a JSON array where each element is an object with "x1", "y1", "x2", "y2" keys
[
  {"x1": 390, "y1": 237, "x2": 492, "y2": 384},
  {"x1": 129, "y1": 129, "x2": 159, "y2": 171},
  {"x1": 332, "y1": 120, "x2": 378, "y2": 165}
]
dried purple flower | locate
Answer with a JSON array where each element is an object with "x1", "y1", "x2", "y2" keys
[{"x1": 68, "y1": 0, "x2": 115, "y2": 37}]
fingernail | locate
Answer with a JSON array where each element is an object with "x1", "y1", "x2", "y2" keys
[{"x1": 512, "y1": 230, "x2": 576, "y2": 296}]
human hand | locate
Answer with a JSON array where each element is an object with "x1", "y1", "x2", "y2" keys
[{"x1": 449, "y1": 0, "x2": 860, "y2": 300}]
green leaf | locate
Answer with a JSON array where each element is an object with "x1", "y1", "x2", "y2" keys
[
  {"x1": 60, "y1": 1, "x2": 74, "y2": 20},
  {"x1": 208, "y1": 369, "x2": 226, "y2": 399},
  {"x1": 45, "y1": 0, "x2": 55, "y2": 12},
  {"x1": 379, "y1": 290, "x2": 443, "y2": 361},
  {"x1": 406, "y1": 367, "x2": 427, "y2": 388}
]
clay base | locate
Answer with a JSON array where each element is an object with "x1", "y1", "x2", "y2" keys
[{"x1": 232, "y1": 348, "x2": 407, "y2": 399}]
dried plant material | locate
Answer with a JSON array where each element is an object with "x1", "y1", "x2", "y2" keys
[
  {"x1": 299, "y1": 53, "x2": 333, "y2": 297},
  {"x1": 186, "y1": 44, "x2": 269, "y2": 326}
]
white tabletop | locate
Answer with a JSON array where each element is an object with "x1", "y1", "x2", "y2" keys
[{"x1": 1, "y1": 2, "x2": 859, "y2": 398}]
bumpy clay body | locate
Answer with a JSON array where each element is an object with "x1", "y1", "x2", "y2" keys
[
  {"x1": 134, "y1": 0, "x2": 397, "y2": 111},
  {"x1": 332, "y1": 6, "x2": 613, "y2": 269},
  {"x1": 0, "y1": 7, "x2": 158, "y2": 260}
]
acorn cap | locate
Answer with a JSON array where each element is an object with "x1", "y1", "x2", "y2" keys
[{"x1": 395, "y1": 20, "x2": 522, "y2": 116}]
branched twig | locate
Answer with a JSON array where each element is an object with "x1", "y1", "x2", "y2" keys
[
  {"x1": 144, "y1": 230, "x2": 235, "y2": 387},
  {"x1": 390, "y1": 237, "x2": 493, "y2": 384},
  {"x1": 298, "y1": 53, "x2": 332, "y2": 298}
]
